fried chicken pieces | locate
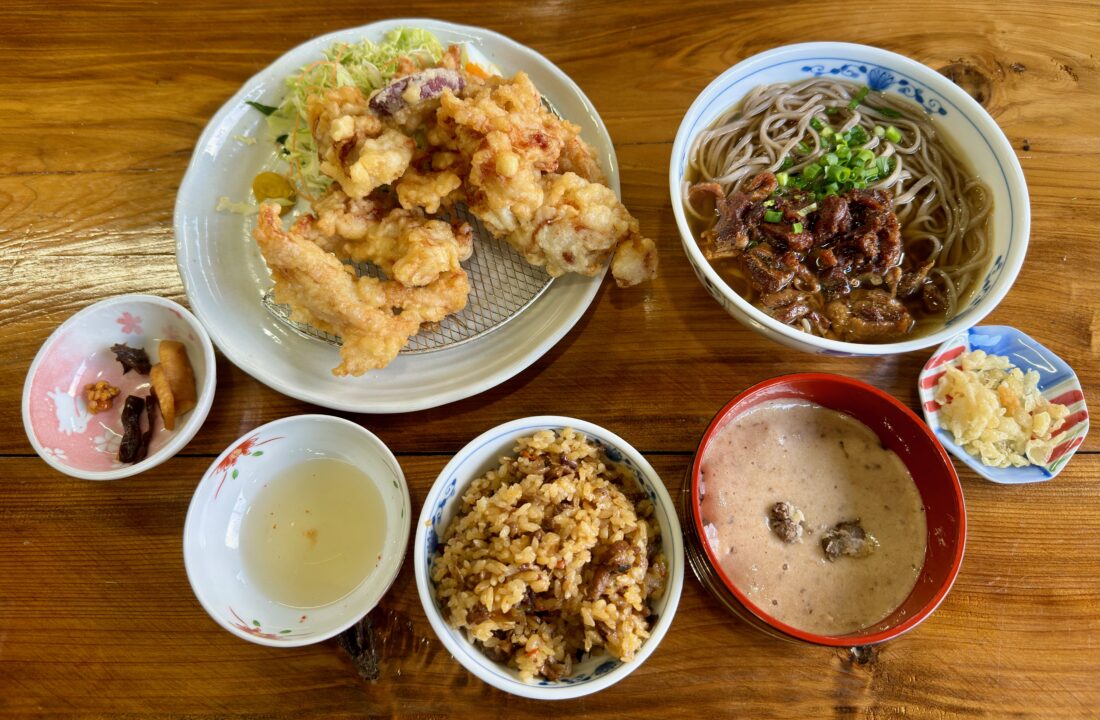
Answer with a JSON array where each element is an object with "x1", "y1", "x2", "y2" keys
[
  {"x1": 432, "y1": 71, "x2": 657, "y2": 284},
  {"x1": 252, "y1": 46, "x2": 657, "y2": 376},
  {"x1": 255, "y1": 203, "x2": 469, "y2": 376}
]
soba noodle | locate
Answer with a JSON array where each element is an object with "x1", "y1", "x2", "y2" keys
[{"x1": 683, "y1": 78, "x2": 991, "y2": 325}]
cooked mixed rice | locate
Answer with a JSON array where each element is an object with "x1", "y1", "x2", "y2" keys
[{"x1": 431, "y1": 428, "x2": 668, "y2": 681}]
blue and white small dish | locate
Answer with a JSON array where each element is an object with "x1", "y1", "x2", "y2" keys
[
  {"x1": 918, "y1": 326, "x2": 1089, "y2": 484},
  {"x1": 413, "y1": 416, "x2": 684, "y2": 700},
  {"x1": 671, "y1": 42, "x2": 1030, "y2": 357}
]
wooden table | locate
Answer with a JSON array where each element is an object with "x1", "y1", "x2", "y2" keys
[{"x1": 2, "y1": 1, "x2": 1097, "y2": 717}]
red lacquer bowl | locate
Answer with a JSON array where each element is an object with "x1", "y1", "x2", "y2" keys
[{"x1": 686, "y1": 373, "x2": 966, "y2": 646}]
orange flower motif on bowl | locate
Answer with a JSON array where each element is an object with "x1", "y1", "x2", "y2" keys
[{"x1": 213, "y1": 433, "x2": 283, "y2": 499}]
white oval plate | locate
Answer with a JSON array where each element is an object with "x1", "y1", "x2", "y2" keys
[{"x1": 175, "y1": 18, "x2": 614, "y2": 413}]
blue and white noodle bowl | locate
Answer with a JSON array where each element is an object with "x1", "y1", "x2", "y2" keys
[
  {"x1": 414, "y1": 416, "x2": 684, "y2": 700},
  {"x1": 671, "y1": 42, "x2": 1029, "y2": 356}
]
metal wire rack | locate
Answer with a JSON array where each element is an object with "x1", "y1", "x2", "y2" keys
[{"x1": 262, "y1": 203, "x2": 553, "y2": 354}]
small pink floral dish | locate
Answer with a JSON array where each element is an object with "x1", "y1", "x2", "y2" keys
[
  {"x1": 182, "y1": 415, "x2": 411, "y2": 647},
  {"x1": 21, "y1": 294, "x2": 216, "y2": 480}
]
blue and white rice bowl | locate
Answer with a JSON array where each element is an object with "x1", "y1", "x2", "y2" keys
[
  {"x1": 413, "y1": 416, "x2": 684, "y2": 700},
  {"x1": 670, "y1": 42, "x2": 1029, "y2": 356}
]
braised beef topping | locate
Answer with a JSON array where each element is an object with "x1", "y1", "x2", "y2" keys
[
  {"x1": 742, "y1": 171, "x2": 779, "y2": 202},
  {"x1": 743, "y1": 245, "x2": 796, "y2": 294},
  {"x1": 921, "y1": 282, "x2": 948, "y2": 313},
  {"x1": 688, "y1": 181, "x2": 725, "y2": 215},
  {"x1": 820, "y1": 267, "x2": 851, "y2": 303},
  {"x1": 896, "y1": 260, "x2": 934, "y2": 298},
  {"x1": 702, "y1": 192, "x2": 757, "y2": 259},
  {"x1": 811, "y1": 247, "x2": 839, "y2": 270},
  {"x1": 825, "y1": 290, "x2": 914, "y2": 342},
  {"x1": 815, "y1": 193, "x2": 851, "y2": 239},
  {"x1": 690, "y1": 172, "x2": 954, "y2": 341}
]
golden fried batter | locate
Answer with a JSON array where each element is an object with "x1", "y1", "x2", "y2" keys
[
  {"x1": 310, "y1": 189, "x2": 473, "y2": 287},
  {"x1": 254, "y1": 203, "x2": 469, "y2": 376},
  {"x1": 506, "y1": 172, "x2": 658, "y2": 287},
  {"x1": 251, "y1": 48, "x2": 657, "y2": 376},
  {"x1": 307, "y1": 86, "x2": 414, "y2": 199}
]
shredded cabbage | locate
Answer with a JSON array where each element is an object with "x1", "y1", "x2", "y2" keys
[{"x1": 265, "y1": 27, "x2": 445, "y2": 197}]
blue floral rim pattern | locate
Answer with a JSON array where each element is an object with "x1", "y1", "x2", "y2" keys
[
  {"x1": 802, "y1": 62, "x2": 947, "y2": 115},
  {"x1": 678, "y1": 54, "x2": 1019, "y2": 337}
]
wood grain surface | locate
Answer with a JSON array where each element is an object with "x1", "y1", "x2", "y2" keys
[{"x1": 1, "y1": 0, "x2": 1097, "y2": 717}]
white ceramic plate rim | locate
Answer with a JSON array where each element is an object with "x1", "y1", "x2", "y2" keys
[
  {"x1": 182, "y1": 414, "x2": 412, "y2": 647},
  {"x1": 175, "y1": 18, "x2": 614, "y2": 413},
  {"x1": 413, "y1": 415, "x2": 685, "y2": 700},
  {"x1": 21, "y1": 294, "x2": 217, "y2": 481},
  {"x1": 669, "y1": 41, "x2": 1030, "y2": 356}
]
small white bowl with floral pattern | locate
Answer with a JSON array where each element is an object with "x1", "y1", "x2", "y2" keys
[
  {"x1": 22, "y1": 294, "x2": 216, "y2": 480},
  {"x1": 183, "y1": 414, "x2": 411, "y2": 646}
]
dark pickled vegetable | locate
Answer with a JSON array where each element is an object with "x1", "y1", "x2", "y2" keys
[
  {"x1": 136, "y1": 394, "x2": 159, "y2": 463},
  {"x1": 117, "y1": 395, "x2": 146, "y2": 463},
  {"x1": 110, "y1": 343, "x2": 151, "y2": 375}
]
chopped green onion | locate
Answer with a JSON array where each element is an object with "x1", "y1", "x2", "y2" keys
[
  {"x1": 802, "y1": 163, "x2": 823, "y2": 180},
  {"x1": 792, "y1": 222, "x2": 804, "y2": 234},
  {"x1": 876, "y1": 156, "x2": 894, "y2": 175},
  {"x1": 835, "y1": 145, "x2": 851, "y2": 160},
  {"x1": 796, "y1": 141, "x2": 811, "y2": 154},
  {"x1": 848, "y1": 86, "x2": 871, "y2": 110},
  {"x1": 852, "y1": 180, "x2": 868, "y2": 189},
  {"x1": 823, "y1": 182, "x2": 840, "y2": 196},
  {"x1": 763, "y1": 199, "x2": 775, "y2": 207},
  {"x1": 824, "y1": 152, "x2": 839, "y2": 166},
  {"x1": 873, "y1": 125, "x2": 886, "y2": 138},
  {"x1": 836, "y1": 167, "x2": 852, "y2": 182},
  {"x1": 797, "y1": 202, "x2": 818, "y2": 217},
  {"x1": 764, "y1": 209, "x2": 783, "y2": 223},
  {"x1": 825, "y1": 106, "x2": 840, "y2": 115},
  {"x1": 820, "y1": 126, "x2": 834, "y2": 138},
  {"x1": 779, "y1": 156, "x2": 794, "y2": 171},
  {"x1": 810, "y1": 117, "x2": 825, "y2": 131},
  {"x1": 245, "y1": 100, "x2": 278, "y2": 116},
  {"x1": 878, "y1": 106, "x2": 903, "y2": 119},
  {"x1": 885, "y1": 125, "x2": 902, "y2": 143},
  {"x1": 856, "y1": 148, "x2": 875, "y2": 166},
  {"x1": 776, "y1": 171, "x2": 790, "y2": 187},
  {"x1": 847, "y1": 126, "x2": 869, "y2": 145}
]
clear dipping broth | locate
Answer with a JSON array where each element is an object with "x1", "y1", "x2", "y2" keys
[
  {"x1": 241, "y1": 457, "x2": 386, "y2": 609},
  {"x1": 699, "y1": 399, "x2": 927, "y2": 635}
]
